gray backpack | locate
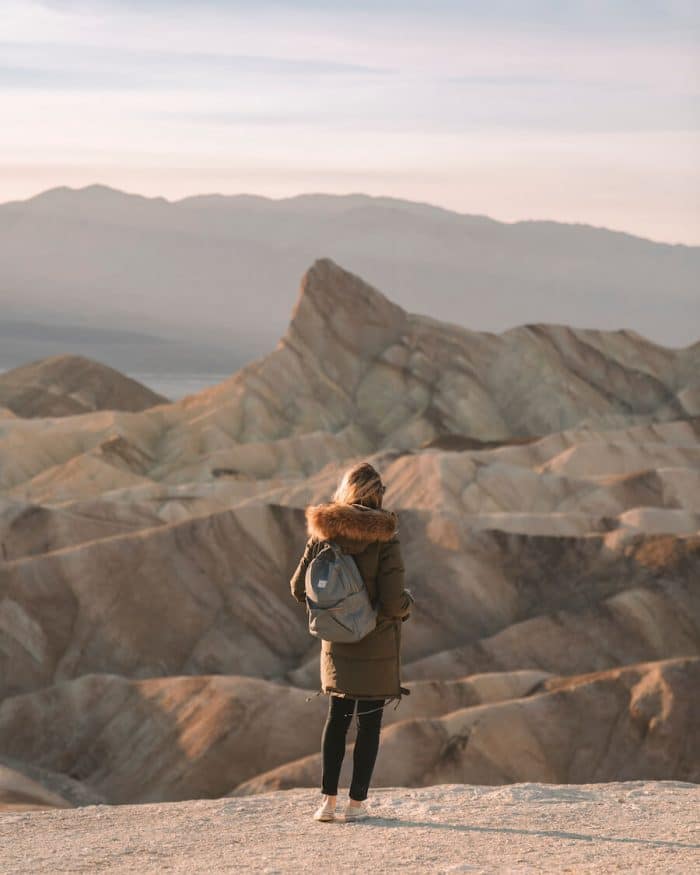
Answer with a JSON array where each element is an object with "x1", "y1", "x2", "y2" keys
[{"x1": 305, "y1": 540, "x2": 378, "y2": 642}]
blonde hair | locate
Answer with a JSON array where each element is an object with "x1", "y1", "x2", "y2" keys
[{"x1": 332, "y1": 461, "x2": 385, "y2": 509}]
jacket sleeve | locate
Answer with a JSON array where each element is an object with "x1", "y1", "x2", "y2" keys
[
  {"x1": 376, "y1": 535, "x2": 413, "y2": 621},
  {"x1": 290, "y1": 536, "x2": 316, "y2": 604}
]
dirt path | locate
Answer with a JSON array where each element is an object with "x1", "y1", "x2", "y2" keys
[{"x1": 1, "y1": 782, "x2": 698, "y2": 873}]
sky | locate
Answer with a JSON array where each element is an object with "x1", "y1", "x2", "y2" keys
[{"x1": 2, "y1": 0, "x2": 699, "y2": 244}]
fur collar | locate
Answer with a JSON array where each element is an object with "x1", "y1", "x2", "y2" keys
[{"x1": 306, "y1": 502, "x2": 398, "y2": 543}]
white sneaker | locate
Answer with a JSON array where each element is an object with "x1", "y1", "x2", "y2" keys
[
  {"x1": 343, "y1": 800, "x2": 368, "y2": 821},
  {"x1": 313, "y1": 796, "x2": 336, "y2": 822}
]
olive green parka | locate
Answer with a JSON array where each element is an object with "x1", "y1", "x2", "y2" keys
[{"x1": 290, "y1": 501, "x2": 413, "y2": 700}]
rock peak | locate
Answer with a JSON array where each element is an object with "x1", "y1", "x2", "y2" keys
[{"x1": 284, "y1": 258, "x2": 407, "y2": 363}]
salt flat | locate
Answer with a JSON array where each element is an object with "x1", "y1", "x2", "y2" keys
[{"x1": 1, "y1": 782, "x2": 697, "y2": 874}]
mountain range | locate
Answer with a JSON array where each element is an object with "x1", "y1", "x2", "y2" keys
[{"x1": 1, "y1": 186, "x2": 698, "y2": 380}]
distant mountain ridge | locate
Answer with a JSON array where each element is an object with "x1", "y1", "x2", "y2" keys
[
  {"x1": 1, "y1": 185, "x2": 697, "y2": 366},
  {"x1": 0, "y1": 317, "x2": 241, "y2": 379}
]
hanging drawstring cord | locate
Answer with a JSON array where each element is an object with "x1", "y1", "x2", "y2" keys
[
  {"x1": 352, "y1": 696, "x2": 403, "y2": 724},
  {"x1": 304, "y1": 686, "x2": 410, "y2": 720}
]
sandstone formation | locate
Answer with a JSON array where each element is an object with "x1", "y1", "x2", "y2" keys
[
  {"x1": 0, "y1": 671, "x2": 546, "y2": 805},
  {"x1": 2, "y1": 497, "x2": 697, "y2": 699},
  {"x1": 0, "y1": 354, "x2": 169, "y2": 418},
  {"x1": 0, "y1": 764, "x2": 72, "y2": 811},
  {"x1": 0, "y1": 497, "x2": 165, "y2": 561},
  {"x1": 0, "y1": 259, "x2": 697, "y2": 808},
  {"x1": 0, "y1": 754, "x2": 105, "y2": 810},
  {"x1": 0, "y1": 261, "x2": 698, "y2": 508},
  {"x1": 234, "y1": 657, "x2": 700, "y2": 794},
  {"x1": 0, "y1": 504, "x2": 312, "y2": 699}
]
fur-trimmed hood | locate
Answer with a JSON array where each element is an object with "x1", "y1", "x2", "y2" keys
[{"x1": 305, "y1": 501, "x2": 398, "y2": 544}]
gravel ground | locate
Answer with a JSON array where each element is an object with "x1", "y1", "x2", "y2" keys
[{"x1": 1, "y1": 782, "x2": 698, "y2": 874}]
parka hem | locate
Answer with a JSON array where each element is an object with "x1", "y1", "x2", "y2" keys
[{"x1": 320, "y1": 681, "x2": 411, "y2": 698}]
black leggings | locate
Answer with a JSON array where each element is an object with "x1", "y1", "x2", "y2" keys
[{"x1": 321, "y1": 694, "x2": 386, "y2": 801}]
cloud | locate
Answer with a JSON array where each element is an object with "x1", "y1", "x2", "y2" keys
[
  {"x1": 31, "y1": 0, "x2": 700, "y2": 35},
  {"x1": 0, "y1": 40, "x2": 390, "y2": 91},
  {"x1": 3, "y1": 0, "x2": 698, "y2": 244}
]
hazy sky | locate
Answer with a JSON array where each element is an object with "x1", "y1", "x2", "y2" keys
[{"x1": 2, "y1": 0, "x2": 699, "y2": 243}]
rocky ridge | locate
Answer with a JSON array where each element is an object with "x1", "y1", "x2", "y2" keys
[{"x1": 0, "y1": 354, "x2": 169, "y2": 418}]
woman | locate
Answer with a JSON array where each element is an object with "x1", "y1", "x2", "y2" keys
[{"x1": 290, "y1": 461, "x2": 413, "y2": 823}]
